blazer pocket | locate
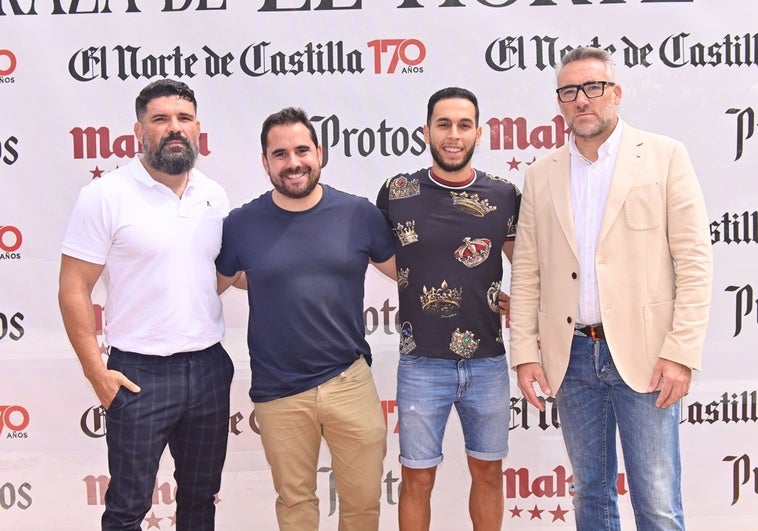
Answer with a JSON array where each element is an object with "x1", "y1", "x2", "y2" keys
[{"x1": 623, "y1": 183, "x2": 661, "y2": 230}]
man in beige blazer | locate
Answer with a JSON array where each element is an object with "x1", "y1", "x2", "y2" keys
[{"x1": 509, "y1": 46, "x2": 712, "y2": 530}]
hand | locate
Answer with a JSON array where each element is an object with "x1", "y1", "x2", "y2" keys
[
  {"x1": 497, "y1": 291, "x2": 510, "y2": 325},
  {"x1": 87, "y1": 368, "x2": 141, "y2": 409},
  {"x1": 647, "y1": 358, "x2": 691, "y2": 408},
  {"x1": 516, "y1": 362, "x2": 552, "y2": 411}
]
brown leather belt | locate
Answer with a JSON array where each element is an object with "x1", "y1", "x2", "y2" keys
[{"x1": 574, "y1": 323, "x2": 605, "y2": 341}]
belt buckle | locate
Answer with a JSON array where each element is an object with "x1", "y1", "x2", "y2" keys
[{"x1": 588, "y1": 325, "x2": 598, "y2": 341}]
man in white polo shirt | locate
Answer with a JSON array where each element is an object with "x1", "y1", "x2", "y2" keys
[{"x1": 58, "y1": 79, "x2": 233, "y2": 531}]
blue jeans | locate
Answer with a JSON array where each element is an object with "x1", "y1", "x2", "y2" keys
[
  {"x1": 556, "y1": 336, "x2": 684, "y2": 531},
  {"x1": 397, "y1": 354, "x2": 510, "y2": 468}
]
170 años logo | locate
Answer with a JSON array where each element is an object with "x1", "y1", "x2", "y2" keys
[{"x1": 0, "y1": 405, "x2": 29, "y2": 438}]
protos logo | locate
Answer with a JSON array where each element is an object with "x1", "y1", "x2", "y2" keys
[
  {"x1": 0, "y1": 49, "x2": 17, "y2": 84},
  {"x1": 0, "y1": 225, "x2": 22, "y2": 252},
  {"x1": 368, "y1": 39, "x2": 426, "y2": 74},
  {"x1": 0, "y1": 405, "x2": 29, "y2": 436}
]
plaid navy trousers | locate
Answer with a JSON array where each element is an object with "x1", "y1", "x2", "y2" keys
[{"x1": 103, "y1": 342, "x2": 234, "y2": 531}]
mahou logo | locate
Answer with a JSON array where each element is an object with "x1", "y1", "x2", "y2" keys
[
  {"x1": 0, "y1": 225, "x2": 22, "y2": 260},
  {"x1": 84, "y1": 475, "x2": 213, "y2": 529},
  {"x1": 70, "y1": 127, "x2": 210, "y2": 160},
  {"x1": 0, "y1": 405, "x2": 30, "y2": 438}
]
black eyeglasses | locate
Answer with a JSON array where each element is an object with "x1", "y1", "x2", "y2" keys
[{"x1": 556, "y1": 81, "x2": 616, "y2": 103}]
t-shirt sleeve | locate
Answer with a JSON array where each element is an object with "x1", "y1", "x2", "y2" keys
[
  {"x1": 215, "y1": 214, "x2": 241, "y2": 276},
  {"x1": 365, "y1": 200, "x2": 395, "y2": 263},
  {"x1": 375, "y1": 179, "x2": 391, "y2": 222},
  {"x1": 60, "y1": 184, "x2": 111, "y2": 265}
]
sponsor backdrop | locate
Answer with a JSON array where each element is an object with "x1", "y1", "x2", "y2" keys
[{"x1": 1, "y1": 1, "x2": 756, "y2": 530}]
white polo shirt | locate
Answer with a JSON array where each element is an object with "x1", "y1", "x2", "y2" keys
[{"x1": 62, "y1": 158, "x2": 229, "y2": 355}]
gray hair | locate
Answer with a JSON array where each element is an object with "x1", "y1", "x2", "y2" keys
[{"x1": 556, "y1": 46, "x2": 616, "y2": 83}]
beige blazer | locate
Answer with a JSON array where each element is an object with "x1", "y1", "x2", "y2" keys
[{"x1": 509, "y1": 124, "x2": 713, "y2": 393}]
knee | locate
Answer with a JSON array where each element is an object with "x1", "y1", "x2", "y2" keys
[
  {"x1": 468, "y1": 458, "x2": 503, "y2": 488},
  {"x1": 401, "y1": 466, "x2": 436, "y2": 497}
]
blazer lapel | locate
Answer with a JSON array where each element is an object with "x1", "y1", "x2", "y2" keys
[
  {"x1": 598, "y1": 127, "x2": 645, "y2": 245},
  {"x1": 547, "y1": 147, "x2": 579, "y2": 260}
]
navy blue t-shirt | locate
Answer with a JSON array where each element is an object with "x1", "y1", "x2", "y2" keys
[{"x1": 216, "y1": 185, "x2": 395, "y2": 402}]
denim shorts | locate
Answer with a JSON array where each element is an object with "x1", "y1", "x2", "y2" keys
[{"x1": 397, "y1": 353, "x2": 510, "y2": 469}]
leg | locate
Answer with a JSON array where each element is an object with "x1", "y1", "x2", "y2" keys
[
  {"x1": 555, "y1": 337, "x2": 621, "y2": 531},
  {"x1": 467, "y1": 457, "x2": 504, "y2": 531},
  {"x1": 320, "y1": 357, "x2": 387, "y2": 531},
  {"x1": 396, "y1": 355, "x2": 456, "y2": 531},
  {"x1": 455, "y1": 354, "x2": 510, "y2": 531},
  {"x1": 399, "y1": 466, "x2": 437, "y2": 531},
  {"x1": 169, "y1": 344, "x2": 234, "y2": 531},
  {"x1": 607, "y1": 344, "x2": 684, "y2": 530},
  {"x1": 103, "y1": 349, "x2": 182, "y2": 531},
  {"x1": 254, "y1": 388, "x2": 322, "y2": 531}
]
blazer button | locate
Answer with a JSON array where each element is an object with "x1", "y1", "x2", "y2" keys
[
  {"x1": 571, "y1": 272, "x2": 577, "y2": 279},
  {"x1": 567, "y1": 317, "x2": 573, "y2": 324}
]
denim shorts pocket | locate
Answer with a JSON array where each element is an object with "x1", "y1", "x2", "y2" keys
[{"x1": 398, "y1": 354, "x2": 425, "y2": 367}]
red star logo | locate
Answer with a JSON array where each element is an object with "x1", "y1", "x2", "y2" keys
[
  {"x1": 506, "y1": 157, "x2": 521, "y2": 171},
  {"x1": 144, "y1": 511, "x2": 163, "y2": 529},
  {"x1": 524, "y1": 156, "x2": 537, "y2": 166},
  {"x1": 90, "y1": 166, "x2": 104, "y2": 179},
  {"x1": 528, "y1": 504, "x2": 544, "y2": 520},
  {"x1": 509, "y1": 505, "x2": 523, "y2": 518},
  {"x1": 549, "y1": 503, "x2": 570, "y2": 522}
]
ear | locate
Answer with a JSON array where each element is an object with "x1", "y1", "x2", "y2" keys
[
  {"x1": 134, "y1": 121, "x2": 143, "y2": 146},
  {"x1": 475, "y1": 125, "x2": 482, "y2": 147},
  {"x1": 613, "y1": 83, "x2": 623, "y2": 106},
  {"x1": 316, "y1": 145, "x2": 323, "y2": 167},
  {"x1": 261, "y1": 152, "x2": 270, "y2": 175},
  {"x1": 423, "y1": 124, "x2": 430, "y2": 145}
]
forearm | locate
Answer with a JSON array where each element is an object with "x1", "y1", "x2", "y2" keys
[{"x1": 59, "y1": 288, "x2": 106, "y2": 380}]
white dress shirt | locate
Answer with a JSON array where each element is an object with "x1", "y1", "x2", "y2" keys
[{"x1": 569, "y1": 120, "x2": 624, "y2": 326}]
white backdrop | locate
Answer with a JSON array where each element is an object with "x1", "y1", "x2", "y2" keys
[{"x1": 1, "y1": 1, "x2": 757, "y2": 529}]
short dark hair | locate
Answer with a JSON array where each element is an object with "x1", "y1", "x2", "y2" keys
[
  {"x1": 260, "y1": 107, "x2": 320, "y2": 153},
  {"x1": 426, "y1": 87, "x2": 479, "y2": 126},
  {"x1": 135, "y1": 79, "x2": 197, "y2": 121},
  {"x1": 557, "y1": 46, "x2": 616, "y2": 82}
]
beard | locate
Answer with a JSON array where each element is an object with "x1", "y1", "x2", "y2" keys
[
  {"x1": 271, "y1": 165, "x2": 321, "y2": 200},
  {"x1": 142, "y1": 133, "x2": 198, "y2": 175},
  {"x1": 429, "y1": 142, "x2": 475, "y2": 173},
  {"x1": 567, "y1": 104, "x2": 617, "y2": 140}
]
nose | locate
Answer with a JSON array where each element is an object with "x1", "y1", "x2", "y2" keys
[
  {"x1": 284, "y1": 152, "x2": 301, "y2": 168},
  {"x1": 167, "y1": 116, "x2": 182, "y2": 134},
  {"x1": 574, "y1": 88, "x2": 591, "y2": 104}
]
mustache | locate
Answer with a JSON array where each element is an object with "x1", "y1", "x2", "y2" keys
[
  {"x1": 159, "y1": 133, "x2": 192, "y2": 150},
  {"x1": 282, "y1": 166, "x2": 309, "y2": 177}
]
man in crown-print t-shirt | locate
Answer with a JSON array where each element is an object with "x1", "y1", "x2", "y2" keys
[{"x1": 376, "y1": 87, "x2": 520, "y2": 531}]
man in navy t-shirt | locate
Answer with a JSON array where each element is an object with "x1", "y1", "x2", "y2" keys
[{"x1": 216, "y1": 107, "x2": 395, "y2": 531}]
